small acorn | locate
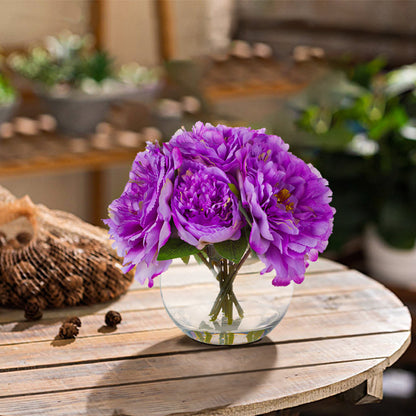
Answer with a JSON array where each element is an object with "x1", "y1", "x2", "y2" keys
[
  {"x1": 24, "y1": 298, "x2": 43, "y2": 321},
  {"x1": 58, "y1": 322, "x2": 79, "y2": 339},
  {"x1": 64, "y1": 316, "x2": 82, "y2": 328},
  {"x1": 105, "y1": 310, "x2": 122, "y2": 327}
]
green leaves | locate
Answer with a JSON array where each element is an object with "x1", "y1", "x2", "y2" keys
[
  {"x1": 228, "y1": 183, "x2": 240, "y2": 198},
  {"x1": 157, "y1": 239, "x2": 199, "y2": 261},
  {"x1": 368, "y1": 106, "x2": 408, "y2": 141},
  {"x1": 214, "y1": 229, "x2": 249, "y2": 263},
  {"x1": 377, "y1": 199, "x2": 416, "y2": 250}
]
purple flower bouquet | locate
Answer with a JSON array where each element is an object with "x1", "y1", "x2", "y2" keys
[{"x1": 106, "y1": 122, "x2": 335, "y2": 344}]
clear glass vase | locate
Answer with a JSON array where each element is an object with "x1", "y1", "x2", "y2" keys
[{"x1": 160, "y1": 258, "x2": 293, "y2": 345}]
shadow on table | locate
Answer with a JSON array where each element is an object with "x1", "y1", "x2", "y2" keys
[{"x1": 86, "y1": 335, "x2": 277, "y2": 416}]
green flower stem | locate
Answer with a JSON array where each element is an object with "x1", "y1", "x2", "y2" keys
[
  {"x1": 230, "y1": 291, "x2": 244, "y2": 318},
  {"x1": 196, "y1": 252, "x2": 218, "y2": 277},
  {"x1": 209, "y1": 249, "x2": 251, "y2": 321}
]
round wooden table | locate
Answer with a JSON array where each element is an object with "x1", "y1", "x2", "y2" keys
[{"x1": 0, "y1": 258, "x2": 411, "y2": 415}]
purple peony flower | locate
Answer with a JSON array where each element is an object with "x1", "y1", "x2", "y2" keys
[
  {"x1": 169, "y1": 122, "x2": 268, "y2": 173},
  {"x1": 171, "y1": 161, "x2": 243, "y2": 249},
  {"x1": 104, "y1": 142, "x2": 181, "y2": 287},
  {"x1": 237, "y1": 132, "x2": 335, "y2": 286},
  {"x1": 106, "y1": 122, "x2": 334, "y2": 290}
]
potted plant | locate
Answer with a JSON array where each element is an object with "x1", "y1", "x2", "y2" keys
[
  {"x1": 0, "y1": 70, "x2": 17, "y2": 126},
  {"x1": 8, "y1": 32, "x2": 160, "y2": 136},
  {"x1": 291, "y1": 60, "x2": 416, "y2": 286}
]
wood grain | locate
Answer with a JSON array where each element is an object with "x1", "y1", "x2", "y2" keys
[
  {"x1": 0, "y1": 267, "x2": 374, "y2": 325},
  {"x1": 0, "y1": 288, "x2": 406, "y2": 346},
  {"x1": 0, "y1": 359, "x2": 394, "y2": 416},
  {"x1": 0, "y1": 332, "x2": 410, "y2": 398},
  {"x1": 0, "y1": 260, "x2": 411, "y2": 416}
]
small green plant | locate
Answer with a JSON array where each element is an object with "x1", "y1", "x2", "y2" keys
[
  {"x1": 0, "y1": 73, "x2": 15, "y2": 105},
  {"x1": 8, "y1": 32, "x2": 115, "y2": 92},
  {"x1": 8, "y1": 32, "x2": 160, "y2": 96},
  {"x1": 293, "y1": 59, "x2": 416, "y2": 250}
]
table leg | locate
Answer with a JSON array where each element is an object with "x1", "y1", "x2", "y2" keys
[
  {"x1": 90, "y1": 168, "x2": 104, "y2": 226},
  {"x1": 342, "y1": 373, "x2": 383, "y2": 405}
]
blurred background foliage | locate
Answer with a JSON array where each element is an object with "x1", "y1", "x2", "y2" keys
[{"x1": 266, "y1": 58, "x2": 416, "y2": 252}]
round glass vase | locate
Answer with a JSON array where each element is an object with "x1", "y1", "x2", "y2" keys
[{"x1": 160, "y1": 258, "x2": 293, "y2": 345}]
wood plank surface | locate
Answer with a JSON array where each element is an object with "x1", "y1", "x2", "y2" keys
[
  {"x1": 0, "y1": 259, "x2": 411, "y2": 416},
  {"x1": 0, "y1": 359, "x2": 394, "y2": 416},
  {"x1": 0, "y1": 267, "x2": 372, "y2": 325},
  {"x1": 0, "y1": 287, "x2": 405, "y2": 347},
  {"x1": 0, "y1": 331, "x2": 410, "y2": 398},
  {"x1": 0, "y1": 304, "x2": 410, "y2": 371}
]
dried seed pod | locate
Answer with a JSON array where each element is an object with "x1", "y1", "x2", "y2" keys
[
  {"x1": 24, "y1": 297, "x2": 43, "y2": 320},
  {"x1": 64, "y1": 316, "x2": 82, "y2": 327},
  {"x1": 105, "y1": 310, "x2": 122, "y2": 327},
  {"x1": 58, "y1": 322, "x2": 79, "y2": 339}
]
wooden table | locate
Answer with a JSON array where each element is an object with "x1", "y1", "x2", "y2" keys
[{"x1": 0, "y1": 258, "x2": 411, "y2": 415}]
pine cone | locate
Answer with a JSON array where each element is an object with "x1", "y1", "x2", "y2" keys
[
  {"x1": 6, "y1": 287, "x2": 24, "y2": 308},
  {"x1": 37, "y1": 295, "x2": 48, "y2": 310},
  {"x1": 99, "y1": 288, "x2": 114, "y2": 303},
  {"x1": 105, "y1": 310, "x2": 122, "y2": 327},
  {"x1": 62, "y1": 273, "x2": 83, "y2": 290},
  {"x1": 93, "y1": 270, "x2": 107, "y2": 289},
  {"x1": 0, "y1": 281, "x2": 10, "y2": 306},
  {"x1": 78, "y1": 237, "x2": 99, "y2": 250},
  {"x1": 3, "y1": 264, "x2": 23, "y2": 286},
  {"x1": 96, "y1": 261, "x2": 107, "y2": 273},
  {"x1": 37, "y1": 241, "x2": 52, "y2": 256},
  {"x1": 83, "y1": 282, "x2": 98, "y2": 303},
  {"x1": 17, "y1": 261, "x2": 36, "y2": 277},
  {"x1": 1, "y1": 250, "x2": 18, "y2": 269},
  {"x1": 106, "y1": 264, "x2": 129, "y2": 293},
  {"x1": 45, "y1": 282, "x2": 65, "y2": 307},
  {"x1": 65, "y1": 286, "x2": 84, "y2": 306},
  {"x1": 24, "y1": 297, "x2": 43, "y2": 320},
  {"x1": 64, "y1": 316, "x2": 82, "y2": 327},
  {"x1": 58, "y1": 322, "x2": 79, "y2": 339},
  {"x1": 18, "y1": 279, "x2": 39, "y2": 298},
  {"x1": 7, "y1": 239, "x2": 21, "y2": 250}
]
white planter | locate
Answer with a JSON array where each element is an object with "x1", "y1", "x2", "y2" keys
[{"x1": 365, "y1": 227, "x2": 416, "y2": 288}]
